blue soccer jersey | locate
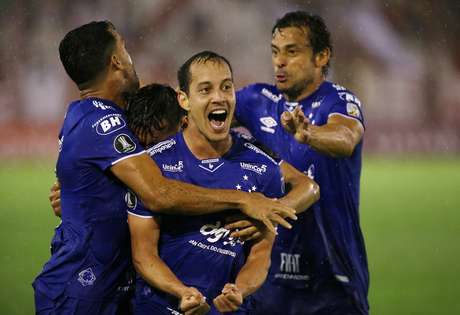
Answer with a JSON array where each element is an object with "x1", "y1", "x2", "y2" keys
[
  {"x1": 33, "y1": 98, "x2": 144, "y2": 301},
  {"x1": 128, "y1": 132, "x2": 284, "y2": 315},
  {"x1": 236, "y1": 81, "x2": 369, "y2": 313}
]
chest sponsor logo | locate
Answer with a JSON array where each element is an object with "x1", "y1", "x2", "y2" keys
[
  {"x1": 200, "y1": 220, "x2": 243, "y2": 246},
  {"x1": 346, "y1": 102, "x2": 361, "y2": 118},
  {"x1": 260, "y1": 116, "x2": 278, "y2": 134},
  {"x1": 162, "y1": 161, "x2": 184, "y2": 173},
  {"x1": 94, "y1": 114, "x2": 126, "y2": 135},
  {"x1": 77, "y1": 268, "x2": 96, "y2": 286},
  {"x1": 261, "y1": 88, "x2": 282, "y2": 103},
  {"x1": 198, "y1": 158, "x2": 224, "y2": 173},
  {"x1": 114, "y1": 134, "x2": 136, "y2": 154},
  {"x1": 240, "y1": 162, "x2": 267, "y2": 175},
  {"x1": 125, "y1": 190, "x2": 137, "y2": 209},
  {"x1": 274, "y1": 252, "x2": 310, "y2": 282}
]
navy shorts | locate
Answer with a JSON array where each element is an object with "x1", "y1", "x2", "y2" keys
[
  {"x1": 34, "y1": 289, "x2": 132, "y2": 315},
  {"x1": 250, "y1": 280, "x2": 365, "y2": 315}
]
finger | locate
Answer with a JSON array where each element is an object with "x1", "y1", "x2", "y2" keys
[
  {"x1": 225, "y1": 293, "x2": 242, "y2": 307},
  {"x1": 222, "y1": 283, "x2": 237, "y2": 294},
  {"x1": 214, "y1": 296, "x2": 234, "y2": 313},
  {"x1": 229, "y1": 226, "x2": 258, "y2": 240},
  {"x1": 246, "y1": 231, "x2": 263, "y2": 241},
  {"x1": 262, "y1": 218, "x2": 277, "y2": 235},
  {"x1": 274, "y1": 204, "x2": 297, "y2": 220},
  {"x1": 281, "y1": 111, "x2": 296, "y2": 134},
  {"x1": 224, "y1": 220, "x2": 253, "y2": 230},
  {"x1": 269, "y1": 213, "x2": 292, "y2": 230},
  {"x1": 182, "y1": 297, "x2": 201, "y2": 312},
  {"x1": 225, "y1": 213, "x2": 247, "y2": 223}
]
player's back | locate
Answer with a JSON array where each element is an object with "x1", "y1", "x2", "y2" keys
[
  {"x1": 33, "y1": 98, "x2": 144, "y2": 302},
  {"x1": 129, "y1": 131, "x2": 284, "y2": 314}
]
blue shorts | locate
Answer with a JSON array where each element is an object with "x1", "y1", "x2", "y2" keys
[
  {"x1": 250, "y1": 280, "x2": 365, "y2": 315},
  {"x1": 34, "y1": 289, "x2": 132, "y2": 315}
]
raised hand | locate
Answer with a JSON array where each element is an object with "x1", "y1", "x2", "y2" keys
[
  {"x1": 49, "y1": 180, "x2": 61, "y2": 217},
  {"x1": 281, "y1": 106, "x2": 311, "y2": 144},
  {"x1": 179, "y1": 287, "x2": 210, "y2": 315}
]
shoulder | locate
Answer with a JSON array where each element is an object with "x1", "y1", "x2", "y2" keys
[
  {"x1": 232, "y1": 132, "x2": 279, "y2": 167},
  {"x1": 146, "y1": 136, "x2": 178, "y2": 158},
  {"x1": 237, "y1": 83, "x2": 282, "y2": 103},
  {"x1": 321, "y1": 81, "x2": 362, "y2": 108}
]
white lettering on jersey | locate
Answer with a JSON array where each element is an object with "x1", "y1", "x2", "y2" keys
[
  {"x1": 92, "y1": 100, "x2": 112, "y2": 110},
  {"x1": 93, "y1": 114, "x2": 126, "y2": 135},
  {"x1": 147, "y1": 139, "x2": 176, "y2": 156},
  {"x1": 243, "y1": 142, "x2": 278, "y2": 165},
  {"x1": 261, "y1": 88, "x2": 282, "y2": 103},
  {"x1": 200, "y1": 221, "x2": 243, "y2": 247},
  {"x1": 280, "y1": 253, "x2": 301, "y2": 273},
  {"x1": 162, "y1": 161, "x2": 184, "y2": 173},
  {"x1": 332, "y1": 84, "x2": 347, "y2": 91},
  {"x1": 338, "y1": 92, "x2": 361, "y2": 107},
  {"x1": 260, "y1": 116, "x2": 278, "y2": 134},
  {"x1": 240, "y1": 162, "x2": 267, "y2": 175}
]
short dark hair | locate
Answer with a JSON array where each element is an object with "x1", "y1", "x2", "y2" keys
[
  {"x1": 59, "y1": 21, "x2": 116, "y2": 87},
  {"x1": 177, "y1": 50, "x2": 233, "y2": 93},
  {"x1": 126, "y1": 83, "x2": 186, "y2": 138},
  {"x1": 272, "y1": 11, "x2": 333, "y2": 75}
]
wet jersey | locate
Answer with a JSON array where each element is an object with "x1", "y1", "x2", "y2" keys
[
  {"x1": 129, "y1": 132, "x2": 284, "y2": 314},
  {"x1": 33, "y1": 98, "x2": 144, "y2": 301},
  {"x1": 235, "y1": 81, "x2": 369, "y2": 313}
]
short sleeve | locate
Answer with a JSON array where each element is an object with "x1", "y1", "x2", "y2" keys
[
  {"x1": 327, "y1": 94, "x2": 365, "y2": 129},
  {"x1": 85, "y1": 111, "x2": 145, "y2": 170},
  {"x1": 126, "y1": 190, "x2": 160, "y2": 219}
]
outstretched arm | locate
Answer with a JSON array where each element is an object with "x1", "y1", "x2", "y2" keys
[
  {"x1": 128, "y1": 214, "x2": 210, "y2": 315},
  {"x1": 281, "y1": 107, "x2": 364, "y2": 158},
  {"x1": 111, "y1": 153, "x2": 296, "y2": 233}
]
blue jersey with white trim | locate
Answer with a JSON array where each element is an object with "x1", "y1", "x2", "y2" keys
[
  {"x1": 236, "y1": 81, "x2": 368, "y2": 312},
  {"x1": 33, "y1": 98, "x2": 144, "y2": 301},
  {"x1": 129, "y1": 132, "x2": 284, "y2": 314}
]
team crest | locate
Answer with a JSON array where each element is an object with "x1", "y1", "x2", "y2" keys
[
  {"x1": 78, "y1": 268, "x2": 96, "y2": 286},
  {"x1": 114, "y1": 134, "x2": 136, "y2": 153},
  {"x1": 346, "y1": 103, "x2": 360, "y2": 118}
]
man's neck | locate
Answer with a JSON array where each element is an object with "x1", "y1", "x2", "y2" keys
[{"x1": 182, "y1": 125, "x2": 232, "y2": 160}]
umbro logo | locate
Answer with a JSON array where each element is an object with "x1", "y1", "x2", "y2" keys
[{"x1": 260, "y1": 116, "x2": 277, "y2": 134}]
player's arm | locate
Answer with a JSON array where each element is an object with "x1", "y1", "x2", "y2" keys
[
  {"x1": 128, "y1": 214, "x2": 210, "y2": 314},
  {"x1": 213, "y1": 233, "x2": 275, "y2": 313},
  {"x1": 279, "y1": 161, "x2": 319, "y2": 214},
  {"x1": 111, "y1": 153, "x2": 296, "y2": 233},
  {"x1": 281, "y1": 107, "x2": 364, "y2": 158}
]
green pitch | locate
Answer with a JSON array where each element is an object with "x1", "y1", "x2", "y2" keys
[{"x1": 0, "y1": 157, "x2": 459, "y2": 314}]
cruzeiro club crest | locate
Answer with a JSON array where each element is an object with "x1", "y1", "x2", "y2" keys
[
  {"x1": 114, "y1": 134, "x2": 136, "y2": 153},
  {"x1": 78, "y1": 268, "x2": 96, "y2": 286}
]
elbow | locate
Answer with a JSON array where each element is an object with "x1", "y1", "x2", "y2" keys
[{"x1": 310, "y1": 181, "x2": 320, "y2": 203}]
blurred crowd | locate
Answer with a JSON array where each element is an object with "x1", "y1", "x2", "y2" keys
[{"x1": 0, "y1": 0, "x2": 459, "y2": 157}]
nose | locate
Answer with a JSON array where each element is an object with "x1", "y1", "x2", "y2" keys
[
  {"x1": 211, "y1": 88, "x2": 226, "y2": 103},
  {"x1": 273, "y1": 54, "x2": 287, "y2": 69}
]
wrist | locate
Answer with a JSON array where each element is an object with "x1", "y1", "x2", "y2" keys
[{"x1": 171, "y1": 283, "x2": 190, "y2": 298}]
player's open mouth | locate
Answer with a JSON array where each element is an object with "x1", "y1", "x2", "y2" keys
[
  {"x1": 276, "y1": 74, "x2": 287, "y2": 83},
  {"x1": 208, "y1": 109, "x2": 228, "y2": 131}
]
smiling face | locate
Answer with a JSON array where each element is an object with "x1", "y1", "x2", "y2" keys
[
  {"x1": 271, "y1": 26, "x2": 325, "y2": 101},
  {"x1": 179, "y1": 60, "x2": 235, "y2": 143}
]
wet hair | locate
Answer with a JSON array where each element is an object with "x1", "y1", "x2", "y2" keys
[
  {"x1": 177, "y1": 50, "x2": 233, "y2": 93},
  {"x1": 59, "y1": 21, "x2": 116, "y2": 88},
  {"x1": 272, "y1": 11, "x2": 333, "y2": 75},
  {"x1": 126, "y1": 83, "x2": 186, "y2": 139}
]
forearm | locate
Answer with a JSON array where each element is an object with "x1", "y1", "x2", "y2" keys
[
  {"x1": 134, "y1": 254, "x2": 188, "y2": 298},
  {"x1": 236, "y1": 235, "x2": 274, "y2": 297},
  {"x1": 306, "y1": 124, "x2": 355, "y2": 158}
]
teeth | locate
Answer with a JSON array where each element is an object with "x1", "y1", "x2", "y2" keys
[{"x1": 211, "y1": 109, "x2": 226, "y2": 115}]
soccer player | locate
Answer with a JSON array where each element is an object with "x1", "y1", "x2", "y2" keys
[
  {"x1": 33, "y1": 21, "x2": 297, "y2": 315},
  {"x1": 126, "y1": 54, "x2": 318, "y2": 315},
  {"x1": 232, "y1": 11, "x2": 369, "y2": 315}
]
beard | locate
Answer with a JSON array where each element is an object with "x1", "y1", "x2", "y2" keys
[{"x1": 277, "y1": 78, "x2": 311, "y2": 102}]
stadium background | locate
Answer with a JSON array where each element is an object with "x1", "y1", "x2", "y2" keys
[{"x1": 0, "y1": 0, "x2": 459, "y2": 314}]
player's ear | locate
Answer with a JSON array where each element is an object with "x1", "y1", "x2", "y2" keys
[
  {"x1": 111, "y1": 54, "x2": 123, "y2": 71},
  {"x1": 177, "y1": 90, "x2": 190, "y2": 111},
  {"x1": 314, "y1": 48, "x2": 330, "y2": 69}
]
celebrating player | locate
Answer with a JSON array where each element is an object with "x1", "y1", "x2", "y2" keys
[
  {"x1": 127, "y1": 52, "x2": 317, "y2": 315},
  {"x1": 232, "y1": 11, "x2": 369, "y2": 315},
  {"x1": 33, "y1": 21, "x2": 297, "y2": 315}
]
